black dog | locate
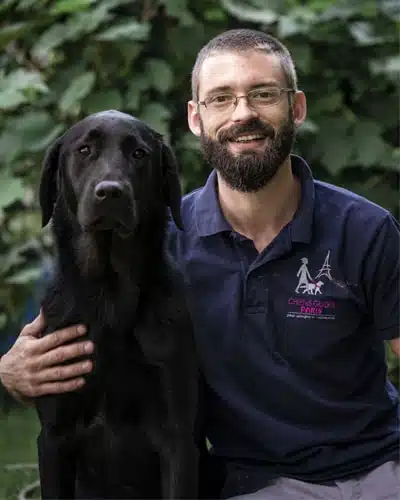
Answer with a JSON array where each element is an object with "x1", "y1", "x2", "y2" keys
[{"x1": 36, "y1": 110, "x2": 200, "y2": 499}]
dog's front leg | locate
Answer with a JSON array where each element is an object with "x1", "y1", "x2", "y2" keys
[
  {"x1": 160, "y1": 436, "x2": 199, "y2": 499},
  {"x1": 157, "y1": 362, "x2": 199, "y2": 499},
  {"x1": 37, "y1": 428, "x2": 77, "y2": 499},
  {"x1": 36, "y1": 393, "x2": 80, "y2": 499}
]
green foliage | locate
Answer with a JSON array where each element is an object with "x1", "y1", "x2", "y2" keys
[
  {"x1": 0, "y1": 0, "x2": 398, "y2": 383},
  {"x1": 0, "y1": 408, "x2": 40, "y2": 500}
]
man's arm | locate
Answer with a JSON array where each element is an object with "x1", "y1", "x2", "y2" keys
[
  {"x1": 0, "y1": 311, "x2": 93, "y2": 404},
  {"x1": 389, "y1": 337, "x2": 400, "y2": 358}
]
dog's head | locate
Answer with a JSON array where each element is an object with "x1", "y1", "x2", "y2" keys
[{"x1": 39, "y1": 110, "x2": 183, "y2": 237}]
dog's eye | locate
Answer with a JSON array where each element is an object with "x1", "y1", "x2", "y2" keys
[
  {"x1": 78, "y1": 145, "x2": 91, "y2": 156},
  {"x1": 132, "y1": 148, "x2": 146, "y2": 159}
]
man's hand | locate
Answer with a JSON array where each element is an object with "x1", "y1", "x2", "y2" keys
[
  {"x1": 0, "y1": 311, "x2": 93, "y2": 405},
  {"x1": 389, "y1": 337, "x2": 400, "y2": 358}
]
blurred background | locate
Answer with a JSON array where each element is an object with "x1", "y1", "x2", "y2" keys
[{"x1": 0, "y1": 0, "x2": 398, "y2": 497}]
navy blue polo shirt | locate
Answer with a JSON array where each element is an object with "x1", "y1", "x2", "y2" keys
[{"x1": 167, "y1": 155, "x2": 399, "y2": 482}]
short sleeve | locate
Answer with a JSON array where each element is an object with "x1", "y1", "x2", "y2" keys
[{"x1": 363, "y1": 214, "x2": 400, "y2": 340}]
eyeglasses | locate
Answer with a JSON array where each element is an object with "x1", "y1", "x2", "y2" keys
[{"x1": 198, "y1": 87, "x2": 295, "y2": 113}]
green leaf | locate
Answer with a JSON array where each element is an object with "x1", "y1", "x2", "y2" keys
[
  {"x1": 321, "y1": 136, "x2": 353, "y2": 175},
  {"x1": 66, "y1": 5, "x2": 114, "y2": 39},
  {"x1": 311, "y1": 92, "x2": 342, "y2": 113},
  {"x1": 370, "y1": 55, "x2": 400, "y2": 79},
  {"x1": 0, "y1": 0, "x2": 16, "y2": 14},
  {"x1": 289, "y1": 44, "x2": 312, "y2": 73},
  {"x1": 0, "y1": 69, "x2": 47, "y2": 93},
  {"x1": 159, "y1": 0, "x2": 195, "y2": 25},
  {"x1": 0, "y1": 173, "x2": 25, "y2": 211},
  {"x1": 319, "y1": 3, "x2": 358, "y2": 21},
  {"x1": 0, "y1": 88, "x2": 27, "y2": 110},
  {"x1": 179, "y1": 132, "x2": 201, "y2": 151},
  {"x1": 220, "y1": 0, "x2": 278, "y2": 24},
  {"x1": 146, "y1": 59, "x2": 174, "y2": 94},
  {"x1": 204, "y1": 8, "x2": 228, "y2": 21},
  {"x1": 59, "y1": 72, "x2": 96, "y2": 115},
  {"x1": 0, "y1": 245, "x2": 24, "y2": 275},
  {"x1": 95, "y1": 21, "x2": 150, "y2": 41},
  {"x1": 0, "y1": 69, "x2": 48, "y2": 110},
  {"x1": 310, "y1": 118, "x2": 353, "y2": 175},
  {"x1": 298, "y1": 119, "x2": 318, "y2": 134},
  {"x1": 0, "y1": 22, "x2": 31, "y2": 49},
  {"x1": 31, "y1": 23, "x2": 70, "y2": 59},
  {"x1": 349, "y1": 22, "x2": 384, "y2": 46},
  {"x1": 352, "y1": 121, "x2": 386, "y2": 167},
  {"x1": 33, "y1": 125, "x2": 66, "y2": 153},
  {"x1": 278, "y1": 16, "x2": 306, "y2": 37},
  {"x1": 101, "y1": 0, "x2": 136, "y2": 7},
  {"x1": 380, "y1": 0, "x2": 400, "y2": 21},
  {"x1": 16, "y1": 0, "x2": 47, "y2": 10},
  {"x1": 139, "y1": 103, "x2": 171, "y2": 137},
  {"x1": 5, "y1": 267, "x2": 42, "y2": 285},
  {"x1": 125, "y1": 76, "x2": 149, "y2": 111},
  {"x1": 50, "y1": 0, "x2": 96, "y2": 15},
  {"x1": 0, "y1": 130, "x2": 23, "y2": 165},
  {"x1": 84, "y1": 90, "x2": 123, "y2": 114}
]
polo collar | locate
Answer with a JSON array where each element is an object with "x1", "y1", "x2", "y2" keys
[
  {"x1": 194, "y1": 154, "x2": 315, "y2": 243},
  {"x1": 194, "y1": 170, "x2": 231, "y2": 236}
]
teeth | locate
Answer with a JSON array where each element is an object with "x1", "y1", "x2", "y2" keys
[{"x1": 233, "y1": 134, "x2": 265, "y2": 143}]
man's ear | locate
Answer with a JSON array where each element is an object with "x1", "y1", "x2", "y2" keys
[
  {"x1": 291, "y1": 91, "x2": 307, "y2": 127},
  {"x1": 39, "y1": 138, "x2": 62, "y2": 227},
  {"x1": 187, "y1": 100, "x2": 201, "y2": 137},
  {"x1": 161, "y1": 142, "x2": 183, "y2": 230}
]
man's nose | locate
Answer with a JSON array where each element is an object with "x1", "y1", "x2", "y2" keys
[
  {"x1": 230, "y1": 95, "x2": 258, "y2": 121},
  {"x1": 94, "y1": 181, "x2": 124, "y2": 201}
]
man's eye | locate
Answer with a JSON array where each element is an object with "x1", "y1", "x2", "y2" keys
[
  {"x1": 78, "y1": 145, "x2": 91, "y2": 156},
  {"x1": 210, "y1": 94, "x2": 233, "y2": 104},
  {"x1": 253, "y1": 90, "x2": 277, "y2": 100}
]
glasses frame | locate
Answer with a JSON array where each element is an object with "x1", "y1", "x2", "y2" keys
[{"x1": 198, "y1": 87, "x2": 296, "y2": 112}]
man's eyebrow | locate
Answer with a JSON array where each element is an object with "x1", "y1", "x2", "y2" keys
[
  {"x1": 203, "y1": 81, "x2": 282, "y2": 97},
  {"x1": 203, "y1": 85, "x2": 233, "y2": 97},
  {"x1": 249, "y1": 81, "x2": 281, "y2": 89}
]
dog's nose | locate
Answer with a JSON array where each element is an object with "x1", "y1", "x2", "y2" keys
[{"x1": 94, "y1": 181, "x2": 123, "y2": 201}]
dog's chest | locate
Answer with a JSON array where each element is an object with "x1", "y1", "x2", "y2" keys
[{"x1": 75, "y1": 334, "x2": 166, "y2": 494}]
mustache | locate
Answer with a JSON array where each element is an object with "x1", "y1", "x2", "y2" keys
[{"x1": 217, "y1": 118, "x2": 275, "y2": 143}]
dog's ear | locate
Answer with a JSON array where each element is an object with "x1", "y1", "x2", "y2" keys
[
  {"x1": 161, "y1": 142, "x2": 184, "y2": 230},
  {"x1": 39, "y1": 138, "x2": 62, "y2": 227}
]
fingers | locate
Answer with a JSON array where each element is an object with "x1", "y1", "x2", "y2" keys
[
  {"x1": 35, "y1": 360, "x2": 92, "y2": 384},
  {"x1": 34, "y1": 340, "x2": 94, "y2": 370},
  {"x1": 21, "y1": 360, "x2": 93, "y2": 398},
  {"x1": 33, "y1": 378, "x2": 87, "y2": 398},
  {"x1": 33, "y1": 325, "x2": 89, "y2": 355},
  {"x1": 20, "y1": 311, "x2": 46, "y2": 338}
]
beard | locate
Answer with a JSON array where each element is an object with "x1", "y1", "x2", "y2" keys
[{"x1": 199, "y1": 114, "x2": 296, "y2": 192}]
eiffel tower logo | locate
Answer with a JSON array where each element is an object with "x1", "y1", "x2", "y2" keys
[{"x1": 315, "y1": 250, "x2": 333, "y2": 281}]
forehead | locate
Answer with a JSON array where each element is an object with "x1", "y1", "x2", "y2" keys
[{"x1": 198, "y1": 50, "x2": 285, "y2": 97}]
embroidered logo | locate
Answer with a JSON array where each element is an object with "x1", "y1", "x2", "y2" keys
[
  {"x1": 295, "y1": 251, "x2": 332, "y2": 295},
  {"x1": 287, "y1": 251, "x2": 336, "y2": 320}
]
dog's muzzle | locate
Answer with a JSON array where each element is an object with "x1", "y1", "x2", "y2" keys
[{"x1": 82, "y1": 180, "x2": 136, "y2": 236}]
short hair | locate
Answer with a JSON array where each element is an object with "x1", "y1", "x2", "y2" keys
[{"x1": 191, "y1": 28, "x2": 298, "y2": 101}]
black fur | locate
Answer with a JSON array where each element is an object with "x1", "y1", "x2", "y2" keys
[{"x1": 36, "y1": 110, "x2": 200, "y2": 499}]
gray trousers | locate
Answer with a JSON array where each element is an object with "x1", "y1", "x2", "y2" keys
[{"x1": 230, "y1": 461, "x2": 399, "y2": 500}]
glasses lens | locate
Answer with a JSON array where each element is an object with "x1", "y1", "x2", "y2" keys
[
  {"x1": 207, "y1": 94, "x2": 235, "y2": 110},
  {"x1": 249, "y1": 88, "x2": 281, "y2": 107}
]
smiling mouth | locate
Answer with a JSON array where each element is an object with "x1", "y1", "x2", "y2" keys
[{"x1": 228, "y1": 133, "x2": 268, "y2": 144}]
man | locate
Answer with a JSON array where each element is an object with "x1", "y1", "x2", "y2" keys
[{"x1": 1, "y1": 29, "x2": 399, "y2": 499}]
